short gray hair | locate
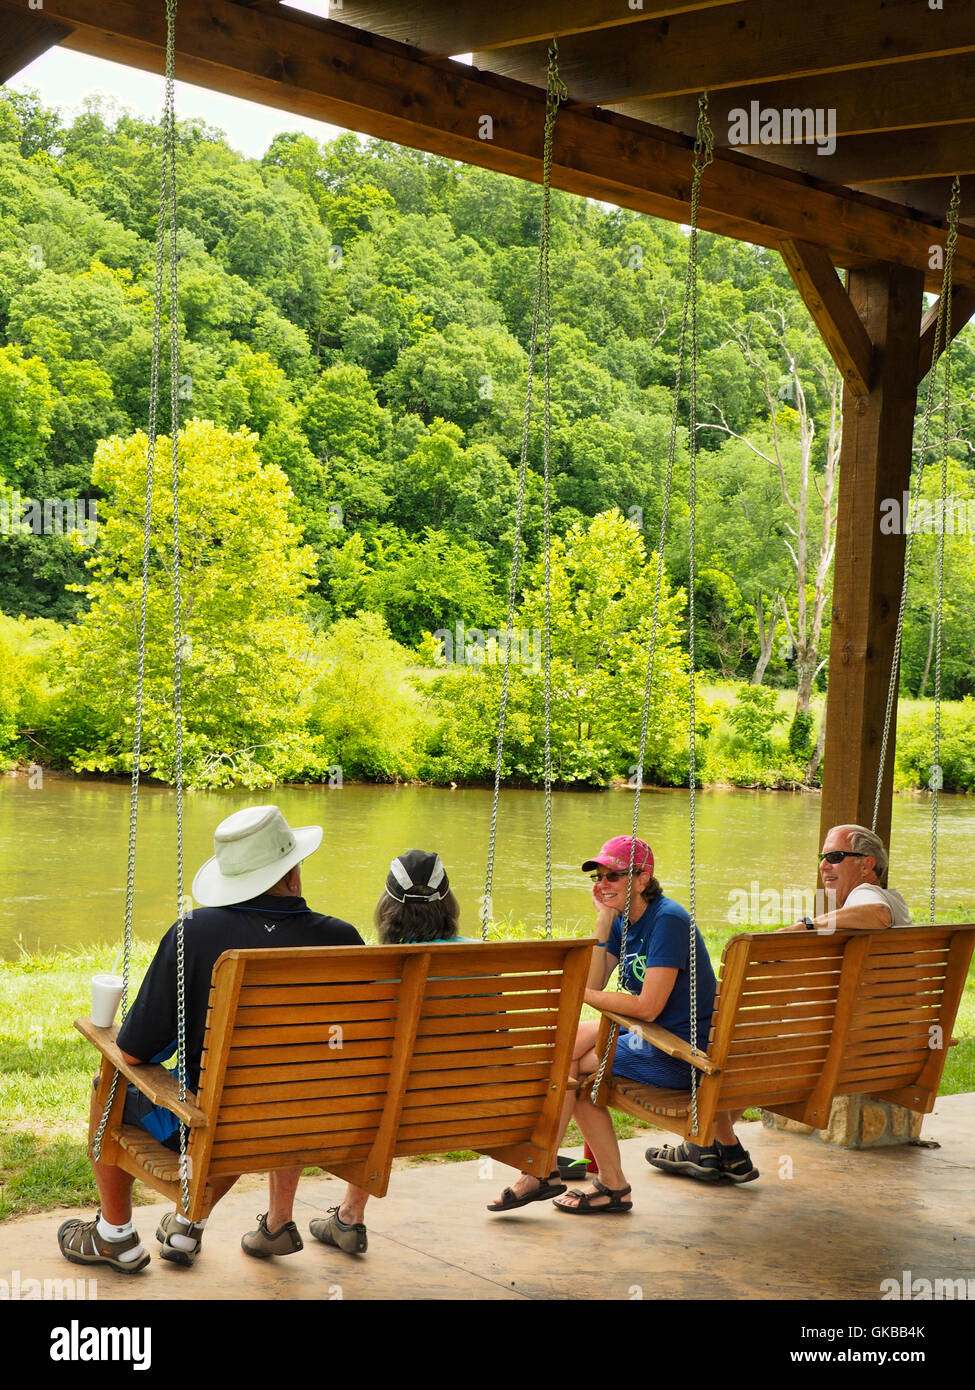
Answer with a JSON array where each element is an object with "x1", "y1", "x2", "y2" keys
[{"x1": 835, "y1": 824, "x2": 888, "y2": 886}]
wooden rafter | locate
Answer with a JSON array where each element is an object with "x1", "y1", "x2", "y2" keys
[
  {"x1": 336, "y1": 0, "x2": 740, "y2": 59},
  {"x1": 7, "y1": 0, "x2": 975, "y2": 293},
  {"x1": 477, "y1": 0, "x2": 975, "y2": 106},
  {"x1": 0, "y1": 9, "x2": 72, "y2": 84},
  {"x1": 612, "y1": 53, "x2": 975, "y2": 141},
  {"x1": 779, "y1": 240, "x2": 874, "y2": 398},
  {"x1": 722, "y1": 125, "x2": 975, "y2": 187}
]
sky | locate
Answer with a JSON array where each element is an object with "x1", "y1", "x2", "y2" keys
[
  {"x1": 3, "y1": 3, "x2": 473, "y2": 161},
  {"x1": 4, "y1": 3, "x2": 349, "y2": 160}
]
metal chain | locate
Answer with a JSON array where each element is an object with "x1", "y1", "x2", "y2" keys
[
  {"x1": 154, "y1": 0, "x2": 190, "y2": 1215},
  {"x1": 930, "y1": 179, "x2": 960, "y2": 923},
  {"x1": 871, "y1": 178, "x2": 959, "y2": 924},
  {"x1": 589, "y1": 97, "x2": 713, "y2": 1121},
  {"x1": 91, "y1": 0, "x2": 173, "y2": 1165},
  {"x1": 481, "y1": 43, "x2": 566, "y2": 941}
]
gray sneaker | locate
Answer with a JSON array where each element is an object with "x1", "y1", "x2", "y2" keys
[
  {"x1": 309, "y1": 1207, "x2": 367, "y2": 1255},
  {"x1": 241, "y1": 1212, "x2": 303, "y2": 1259}
]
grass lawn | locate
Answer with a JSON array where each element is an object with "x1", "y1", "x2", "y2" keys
[{"x1": 1, "y1": 927, "x2": 971, "y2": 1220}]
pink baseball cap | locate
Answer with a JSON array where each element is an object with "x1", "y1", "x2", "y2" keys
[{"x1": 582, "y1": 836, "x2": 654, "y2": 875}]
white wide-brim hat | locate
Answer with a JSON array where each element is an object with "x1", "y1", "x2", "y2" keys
[{"x1": 192, "y1": 805, "x2": 323, "y2": 908}]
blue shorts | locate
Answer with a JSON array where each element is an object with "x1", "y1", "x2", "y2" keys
[
  {"x1": 612, "y1": 1030, "x2": 698, "y2": 1090},
  {"x1": 92, "y1": 1075, "x2": 182, "y2": 1152}
]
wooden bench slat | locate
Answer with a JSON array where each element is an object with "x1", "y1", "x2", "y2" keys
[
  {"x1": 237, "y1": 982, "x2": 399, "y2": 1006},
  {"x1": 235, "y1": 1000, "x2": 399, "y2": 1026},
  {"x1": 422, "y1": 971, "x2": 566, "y2": 997}
]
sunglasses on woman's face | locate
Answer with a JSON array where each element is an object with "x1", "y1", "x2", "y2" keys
[
  {"x1": 590, "y1": 870, "x2": 642, "y2": 883},
  {"x1": 819, "y1": 850, "x2": 867, "y2": 864}
]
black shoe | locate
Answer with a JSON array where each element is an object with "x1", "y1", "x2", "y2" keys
[
  {"x1": 644, "y1": 1140, "x2": 723, "y2": 1181},
  {"x1": 556, "y1": 1153, "x2": 590, "y2": 1181},
  {"x1": 716, "y1": 1141, "x2": 760, "y2": 1183}
]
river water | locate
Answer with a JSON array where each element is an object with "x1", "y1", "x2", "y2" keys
[{"x1": 2, "y1": 774, "x2": 974, "y2": 959}]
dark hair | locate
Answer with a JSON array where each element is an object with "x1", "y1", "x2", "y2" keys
[
  {"x1": 641, "y1": 875, "x2": 663, "y2": 905},
  {"x1": 374, "y1": 886, "x2": 461, "y2": 944}
]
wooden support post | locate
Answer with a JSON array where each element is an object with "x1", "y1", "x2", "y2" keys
[
  {"x1": 780, "y1": 240, "x2": 874, "y2": 398},
  {"x1": 819, "y1": 262, "x2": 924, "y2": 857}
]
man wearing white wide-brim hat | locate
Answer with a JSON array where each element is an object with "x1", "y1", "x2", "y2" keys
[{"x1": 58, "y1": 806, "x2": 362, "y2": 1275}]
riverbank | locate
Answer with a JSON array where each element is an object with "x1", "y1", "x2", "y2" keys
[{"x1": 1, "y1": 931, "x2": 972, "y2": 1220}]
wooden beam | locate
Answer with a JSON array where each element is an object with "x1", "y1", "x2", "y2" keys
[
  {"x1": 336, "y1": 0, "x2": 740, "y2": 59},
  {"x1": 856, "y1": 176, "x2": 975, "y2": 223},
  {"x1": 16, "y1": 0, "x2": 975, "y2": 291},
  {"x1": 916, "y1": 286, "x2": 975, "y2": 384},
  {"x1": 819, "y1": 262, "x2": 925, "y2": 857},
  {"x1": 612, "y1": 52, "x2": 975, "y2": 141},
  {"x1": 0, "y1": 9, "x2": 72, "y2": 83},
  {"x1": 477, "y1": 0, "x2": 975, "y2": 106},
  {"x1": 731, "y1": 124, "x2": 975, "y2": 187},
  {"x1": 780, "y1": 239, "x2": 874, "y2": 397}
]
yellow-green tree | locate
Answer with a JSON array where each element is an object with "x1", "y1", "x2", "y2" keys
[{"x1": 55, "y1": 419, "x2": 317, "y2": 786}]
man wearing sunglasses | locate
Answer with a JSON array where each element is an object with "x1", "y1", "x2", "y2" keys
[{"x1": 781, "y1": 824, "x2": 911, "y2": 932}]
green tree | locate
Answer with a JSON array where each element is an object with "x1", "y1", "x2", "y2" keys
[{"x1": 53, "y1": 419, "x2": 316, "y2": 786}]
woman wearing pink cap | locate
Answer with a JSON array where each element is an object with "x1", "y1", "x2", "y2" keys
[{"x1": 489, "y1": 835, "x2": 756, "y2": 1215}]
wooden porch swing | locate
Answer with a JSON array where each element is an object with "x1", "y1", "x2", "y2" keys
[{"x1": 78, "y1": 17, "x2": 592, "y2": 1223}]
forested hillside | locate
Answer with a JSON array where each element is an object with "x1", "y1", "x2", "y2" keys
[{"x1": 2, "y1": 90, "x2": 973, "y2": 788}]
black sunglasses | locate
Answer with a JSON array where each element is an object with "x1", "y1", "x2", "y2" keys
[{"x1": 819, "y1": 850, "x2": 867, "y2": 864}]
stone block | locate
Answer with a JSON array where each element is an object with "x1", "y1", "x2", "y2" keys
[
  {"x1": 760, "y1": 1109, "x2": 816, "y2": 1135},
  {"x1": 860, "y1": 1102, "x2": 889, "y2": 1146},
  {"x1": 821, "y1": 1093, "x2": 860, "y2": 1146}
]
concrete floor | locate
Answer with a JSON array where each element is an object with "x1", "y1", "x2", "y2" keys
[{"x1": 4, "y1": 1095, "x2": 973, "y2": 1301}]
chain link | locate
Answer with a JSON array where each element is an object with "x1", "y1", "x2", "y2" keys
[
  {"x1": 930, "y1": 179, "x2": 960, "y2": 924},
  {"x1": 481, "y1": 44, "x2": 566, "y2": 941},
  {"x1": 588, "y1": 97, "x2": 713, "y2": 1125},
  {"x1": 91, "y1": 0, "x2": 177, "y2": 1166},
  {"x1": 871, "y1": 176, "x2": 959, "y2": 929}
]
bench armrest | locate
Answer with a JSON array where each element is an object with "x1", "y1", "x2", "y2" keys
[
  {"x1": 75, "y1": 1017, "x2": 208, "y2": 1128},
  {"x1": 598, "y1": 1010, "x2": 719, "y2": 1075}
]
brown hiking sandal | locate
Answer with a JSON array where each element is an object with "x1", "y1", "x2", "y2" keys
[
  {"x1": 156, "y1": 1211, "x2": 206, "y2": 1266},
  {"x1": 309, "y1": 1207, "x2": 368, "y2": 1254},
  {"x1": 58, "y1": 1214, "x2": 150, "y2": 1273},
  {"x1": 241, "y1": 1212, "x2": 304, "y2": 1259}
]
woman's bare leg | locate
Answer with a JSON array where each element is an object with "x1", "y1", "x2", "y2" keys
[{"x1": 491, "y1": 1020, "x2": 601, "y2": 1204}]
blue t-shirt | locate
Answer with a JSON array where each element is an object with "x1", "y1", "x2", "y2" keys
[{"x1": 607, "y1": 894, "x2": 717, "y2": 1062}]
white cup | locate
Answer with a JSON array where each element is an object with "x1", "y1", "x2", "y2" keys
[{"x1": 91, "y1": 974, "x2": 124, "y2": 1028}]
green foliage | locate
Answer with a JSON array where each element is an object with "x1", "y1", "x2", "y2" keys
[
  {"x1": 327, "y1": 525, "x2": 501, "y2": 643},
  {"x1": 0, "y1": 610, "x2": 62, "y2": 758},
  {"x1": 787, "y1": 710, "x2": 815, "y2": 762},
  {"x1": 305, "y1": 611, "x2": 430, "y2": 779},
  {"x1": 727, "y1": 683, "x2": 785, "y2": 760},
  {"x1": 894, "y1": 698, "x2": 975, "y2": 792},
  {"x1": 51, "y1": 420, "x2": 316, "y2": 786}
]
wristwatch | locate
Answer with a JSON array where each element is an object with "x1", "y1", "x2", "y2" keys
[{"x1": 801, "y1": 915, "x2": 816, "y2": 931}]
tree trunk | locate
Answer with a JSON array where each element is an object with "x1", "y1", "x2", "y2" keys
[
  {"x1": 806, "y1": 711, "x2": 827, "y2": 781},
  {"x1": 919, "y1": 606, "x2": 936, "y2": 698},
  {"x1": 750, "y1": 592, "x2": 777, "y2": 684}
]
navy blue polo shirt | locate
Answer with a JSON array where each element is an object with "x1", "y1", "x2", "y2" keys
[{"x1": 117, "y1": 893, "x2": 363, "y2": 1104}]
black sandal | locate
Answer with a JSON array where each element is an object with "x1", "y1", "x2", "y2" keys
[
  {"x1": 487, "y1": 1171, "x2": 567, "y2": 1211},
  {"x1": 553, "y1": 1178, "x2": 633, "y2": 1215}
]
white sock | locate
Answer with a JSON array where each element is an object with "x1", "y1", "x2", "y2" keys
[
  {"x1": 97, "y1": 1214, "x2": 134, "y2": 1241},
  {"x1": 167, "y1": 1212, "x2": 204, "y2": 1252},
  {"x1": 97, "y1": 1214, "x2": 145, "y2": 1263}
]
